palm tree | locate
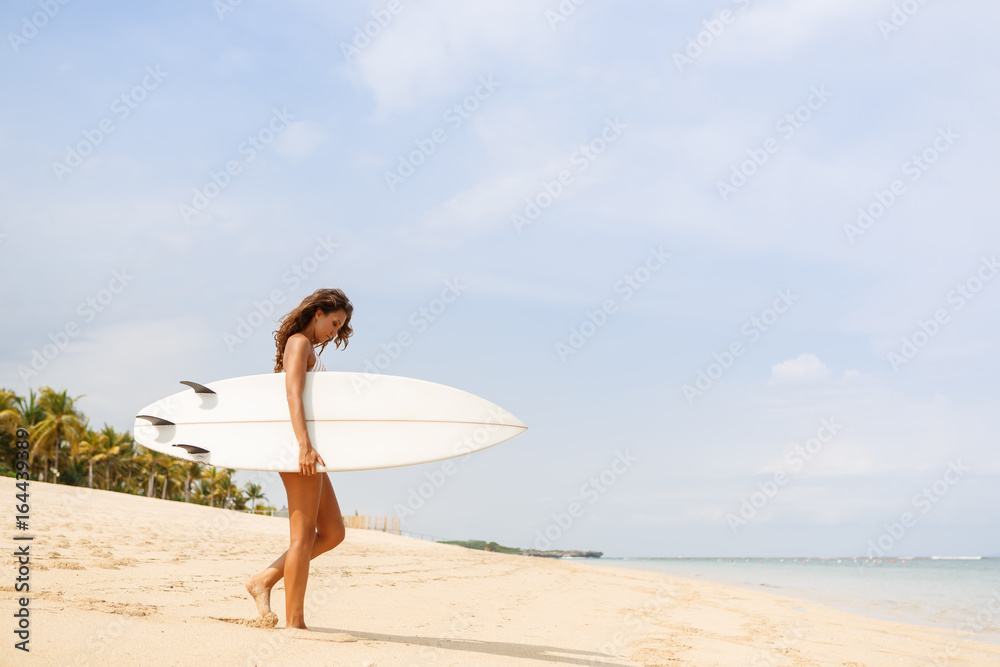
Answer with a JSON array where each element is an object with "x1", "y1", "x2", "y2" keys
[
  {"x1": 0, "y1": 389, "x2": 19, "y2": 431},
  {"x1": 220, "y1": 468, "x2": 239, "y2": 509},
  {"x1": 93, "y1": 425, "x2": 128, "y2": 491},
  {"x1": 133, "y1": 444, "x2": 161, "y2": 497},
  {"x1": 119, "y1": 435, "x2": 142, "y2": 493},
  {"x1": 75, "y1": 425, "x2": 105, "y2": 489},
  {"x1": 160, "y1": 457, "x2": 187, "y2": 501},
  {"x1": 254, "y1": 503, "x2": 277, "y2": 515},
  {"x1": 34, "y1": 388, "x2": 86, "y2": 484},
  {"x1": 226, "y1": 479, "x2": 249, "y2": 511},
  {"x1": 206, "y1": 467, "x2": 229, "y2": 507},
  {"x1": 232, "y1": 490, "x2": 249, "y2": 511},
  {"x1": 183, "y1": 462, "x2": 203, "y2": 503},
  {"x1": 244, "y1": 482, "x2": 266, "y2": 513},
  {"x1": 14, "y1": 389, "x2": 43, "y2": 426},
  {"x1": 194, "y1": 479, "x2": 213, "y2": 506},
  {"x1": 0, "y1": 389, "x2": 21, "y2": 466},
  {"x1": 15, "y1": 390, "x2": 44, "y2": 479}
]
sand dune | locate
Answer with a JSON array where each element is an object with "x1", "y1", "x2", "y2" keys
[{"x1": 2, "y1": 477, "x2": 998, "y2": 666}]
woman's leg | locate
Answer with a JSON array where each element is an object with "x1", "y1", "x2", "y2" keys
[
  {"x1": 315, "y1": 473, "x2": 347, "y2": 550},
  {"x1": 246, "y1": 473, "x2": 346, "y2": 625},
  {"x1": 280, "y1": 470, "x2": 321, "y2": 628}
]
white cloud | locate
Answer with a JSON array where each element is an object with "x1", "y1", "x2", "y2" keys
[
  {"x1": 391, "y1": 121, "x2": 585, "y2": 246},
  {"x1": 712, "y1": 0, "x2": 882, "y2": 63},
  {"x1": 272, "y1": 121, "x2": 330, "y2": 158},
  {"x1": 767, "y1": 353, "x2": 832, "y2": 385},
  {"x1": 405, "y1": 171, "x2": 534, "y2": 243},
  {"x1": 343, "y1": 0, "x2": 558, "y2": 113}
]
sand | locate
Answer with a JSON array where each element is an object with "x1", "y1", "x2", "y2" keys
[{"x1": 2, "y1": 477, "x2": 998, "y2": 666}]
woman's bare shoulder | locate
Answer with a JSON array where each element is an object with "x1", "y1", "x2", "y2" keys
[
  {"x1": 286, "y1": 332, "x2": 310, "y2": 347},
  {"x1": 284, "y1": 333, "x2": 315, "y2": 370}
]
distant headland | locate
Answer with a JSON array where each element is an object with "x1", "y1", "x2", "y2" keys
[{"x1": 438, "y1": 539, "x2": 602, "y2": 558}]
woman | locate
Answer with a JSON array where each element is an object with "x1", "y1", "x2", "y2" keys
[{"x1": 245, "y1": 288, "x2": 354, "y2": 630}]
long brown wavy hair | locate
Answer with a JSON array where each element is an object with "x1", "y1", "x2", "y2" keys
[{"x1": 273, "y1": 288, "x2": 354, "y2": 372}]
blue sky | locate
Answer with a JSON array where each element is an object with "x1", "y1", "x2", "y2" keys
[{"x1": 2, "y1": 0, "x2": 998, "y2": 558}]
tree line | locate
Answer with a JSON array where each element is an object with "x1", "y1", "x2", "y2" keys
[{"x1": 0, "y1": 387, "x2": 272, "y2": 513}]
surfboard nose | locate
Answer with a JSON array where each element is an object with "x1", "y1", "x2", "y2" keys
[{"x1": 485, "y1": 403, "x2": 527, "y2": 430}]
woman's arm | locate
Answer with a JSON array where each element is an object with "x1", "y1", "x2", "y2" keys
[{"x1": 284, "y1": 334, "x2": 327, "y2": 475}]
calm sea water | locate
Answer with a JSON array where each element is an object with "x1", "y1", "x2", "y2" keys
[{"x1": 574, "y1": 557, "x2": 1000, "y2": 643}]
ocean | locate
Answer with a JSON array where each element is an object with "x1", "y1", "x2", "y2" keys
[{"x1": 575, "y1": 556, "x2": 1000, "y2": 644}]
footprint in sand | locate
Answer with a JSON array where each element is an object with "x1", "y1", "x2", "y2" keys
[
  {"x1": 76, "y1": 599, "x2": 158, "y2": 617},
  {"x1": 210, "y1": 613, "x2": 279, "y2": 629},
  {"x1": 281, "y1": 628, "x2": 358, "y2": 642},
  {"x1": 53, "y1": 561, "x2": 86, "y2": 570}
]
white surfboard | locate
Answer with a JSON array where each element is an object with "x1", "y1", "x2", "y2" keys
[{"x1": 133, "y1": 373, "x2": 527, "y2": 472}]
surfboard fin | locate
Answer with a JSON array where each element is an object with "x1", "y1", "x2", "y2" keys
[
  {"x1": 173, "y1": 444, "x2": 210, "y2": 455},
  {"x1": 180, "y1": 381, "x2": 216, "y2": 395},
  {"x1": 136, "y1": 415, "x2": 175, "y2": 426}
]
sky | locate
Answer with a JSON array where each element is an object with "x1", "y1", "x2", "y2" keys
[{"x1": 2, "y1": 0, "x2": 999, "y2": 558}]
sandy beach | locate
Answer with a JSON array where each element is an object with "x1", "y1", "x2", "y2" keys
[{"x1": 3, "y1": 477, "x2": 998, "y2": 667}]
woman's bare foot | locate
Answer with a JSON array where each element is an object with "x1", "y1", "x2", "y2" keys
[
  {"x1": 245, "y1": 573, "x2": 273, "y2": 618},
  {"x1": 249, "y1": 613, "x2": 279, "y2": 628}
]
